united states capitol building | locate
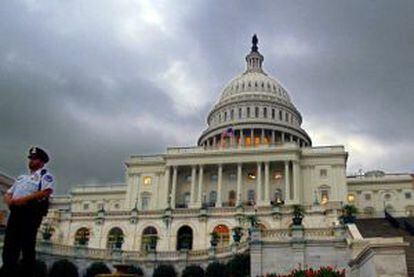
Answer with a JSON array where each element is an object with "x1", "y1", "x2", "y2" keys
[{"x1": 41, "y1": 36, "x2": 414, "y2": 276}]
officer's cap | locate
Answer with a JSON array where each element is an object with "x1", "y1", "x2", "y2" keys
[{"x1": 28, "y1": 147, "x2": 50, "y2": 163}]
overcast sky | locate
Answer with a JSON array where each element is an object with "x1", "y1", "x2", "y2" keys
[{"x1": 1, "y1": 0, "x2": 413, "y2": 194}]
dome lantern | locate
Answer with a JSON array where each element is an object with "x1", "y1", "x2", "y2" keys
[{"x1": 245, "y1": 34, "x2": 264, "y2": 73}]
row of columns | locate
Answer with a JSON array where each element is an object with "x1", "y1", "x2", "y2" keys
[
  {"x1": 202, "y1": 128, "x2": 308, "y2": 148},
  {"x1": 165, "y1": 161, "x2": 300, "y2": 208}
]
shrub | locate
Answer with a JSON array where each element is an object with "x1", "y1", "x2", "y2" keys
[
  {"x1": 84, "y1": 262, "x2": 111, "y2": 277},
  {"x1": 125, "y1": 265, "x2": 144, "y2": 276},
  {"x1": 152, "y1": 264, "x2": 176, "y2": 277},
  {"x1": 226, "y1": 253, "x2": 250, "y2": 277},
  {"x1": 205, "y1": 262, "x2": 226, "y2": 277},
  {"x1": 265, "y1": 266, "x2": 346, "y2": 277},
  {"x1": 49, "y1": 259, "x2": 79, "y2": 277},
  {"x1": 182, "y1": 265, "x2": 204, "y2": 277}
]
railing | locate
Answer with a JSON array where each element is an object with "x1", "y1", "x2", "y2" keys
[
  {"x1": 304, "y1": 228, "x2": 335, "y2": 240},
  {"x1": 261, "y1": 229, "x2": 291, "y2": 241},
  {"x1": 35, "y1": 241, "x2": 249, "y2": 262}
]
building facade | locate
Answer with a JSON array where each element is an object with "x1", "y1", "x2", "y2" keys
[{"x1": 37, "y1": 36, "x2": 413, "y2": 275}]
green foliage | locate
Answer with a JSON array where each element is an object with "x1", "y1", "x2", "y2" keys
[
  {"x1": 205, "y1": 262, "x2": 226, "y2": 277},
  {"x1": 265, "y1": 265, "x2": 346, "y2": 277},
  {"x1": 182, "y1": 265, "x2": 205, "y2": 277},
  {"x1": 84, "y1": 262, "x2": 111, "y2": 277},
  {"x1": 243, "y1": 214, "x2": 260, "y2": 228},
  {"x1": 226, "y1": 253, "x2": 250, "y2": 277},
  {"x1": 125, "y1": 265, "x2": 144, "y2": 276},
  {"x1": 49, "y1": 259, "x2": 79, "y2": 277},
  {"x1": 292, "y1": 205, "x2": 305, "y2": 218},
  {"x1": 343, "y1": 204, "x2": 358, "y2": 216},
  {"x1": 153, "y1": 264, "x2": 176, "y2": 277}
]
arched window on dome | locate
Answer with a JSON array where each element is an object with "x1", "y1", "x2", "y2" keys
[
  {"x1": 263, "y1": 107, "x2": 268, "y2": 118},
  {"x1": 247, "y1": 107, "x2": 251, "y2": 118},
  {"x1": 106, "y1": 227, "x2": 124, "y2": 250},
  {"x1": 218, "y1": 113, "x2": 222, "y2": 122},
  {"x1": 255, "y1": 81, "x2": 258, "y2": 88},
  {"x1": 242, "y1": 82, "x2": 245, "y2": 89},
  {"x1": 267, "y1": 83, "x2": 271, "y2": 90},
  {"x1": 248, "y1": 82, "x2": 251, "y2": 88},
  {"x1": 141, "y1": 226, "x2": 158, "y2": 251},
  {"x1": 272, "y1": 108, "x2": 275, "y2": 119},
  {"x1": 224, "y1": 111, "x2": 227, "y2": 121},
  {"x1": 261, "y1": 82, "x2": 264, "y2": 88},
  {"x1": 255, "y1": 107, "x2": 259, "y2": 118},
  {"x1": 279, "y1": 110, "x2": 283, "y2": 120},
  {"x1": 213, "y1": 225, "x2": 230, "y2": 247},
  {"x1": 230, "y1": 109, "x2": 234, "y2": 120},
  {"x1": 285, "y1": 112, "x2": 289, "y2": 122},
  {"x1": 238, "y1": 108, "x2": 242, "y2": 119}
]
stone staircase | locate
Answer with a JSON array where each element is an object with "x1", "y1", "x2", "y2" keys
[{"x1": 355, "y1": 217, "x2": 414, "y2": 277}]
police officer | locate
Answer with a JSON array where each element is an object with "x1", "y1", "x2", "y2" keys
[{"x1": 1, "y1": 147, "x2": 55, "y2": 277}]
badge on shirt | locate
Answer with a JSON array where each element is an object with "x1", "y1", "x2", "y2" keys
[{"x1": 44, "y1": 175, "x2": 53, "y2": 182}]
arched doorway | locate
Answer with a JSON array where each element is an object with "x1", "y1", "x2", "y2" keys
[
  {"x1": 141, "y1": 226, "x2": 158, "y2": 251},
  {"x1": 213, "y1": 225, "x2": 230, "y2": 247},
  {"x1": 176, "y1": 225, "x2": 193, "y2": 250},
  {"x1": 106, "y1": 227, "x2": 124, "y2": 249},
  {"x1": 74, "y1": 227, "x2": 90, "y2": 246}
]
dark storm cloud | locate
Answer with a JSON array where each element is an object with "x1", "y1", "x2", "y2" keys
[{"x1": 1, "y1": 0, "x2": 413, "y2": 193}]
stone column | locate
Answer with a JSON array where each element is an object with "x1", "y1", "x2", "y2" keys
[
  {"x1": 261, "y1": 129, "x2": 265, "y2": 145},
  {"x1": 236, "y1": 163, "x2": 242, "y2": 205},
  {"x1": 271, "y1": 130, "x2": 275, "y2": 145},
  {"x1": 264, "y1": 162, "x2": 270, "y2": 204},
  {"x1": 250, "y1": 129, "x2": 254, "y2": 147},
  {"x1": 240, "y1": 129, "x2": 244, "y2": 147},
  {"x1": 171, "y1": 166, "x2": 178, "y2": 208},
  {"x1": 257, "y1": 162, "x2": 262, "y2": 204},
  {"x1": 164, "y1": 167, "x2": 171, "y2": 208},
  {"x1": 190, "y1": 165, "x2": 197, "y2": 205},
  {"x1": 292, "y1": 161, "x2": 300, "y2": 204},
  {"x1": 196, "y1": 165, "x2": 203, "y2": 206},
  {"x1": 281, "y1": 132, "x2": 285, "y2": 143},
  {"x1": 284, "y1": 161, "x2": 290, "y2": 202},
  {"x1": 216, "y1": 164, "x2": 223, "y2": 207},
  {"x1": 213, "y1": 136, "x2": 217, "y2": 147}
]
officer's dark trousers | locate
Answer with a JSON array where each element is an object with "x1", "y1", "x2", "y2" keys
[{"x1": 1, "y1": 205, "x2": 42, "y2": 277}]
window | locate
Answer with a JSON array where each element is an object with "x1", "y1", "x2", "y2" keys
[
  {"x1": 114, "y1": 203, "x2": 120, "y2": 209},
  {"x1": 347, "y1": 194, "x2": 355, "y2": 203},
  {"x1": 384, "y1": 193, "x2": 391, "y2": 200},
  {"x1": 321, "y1": 190, "x2": 329, "y2": 204},
  {"x1": 238, "y1": 108, "x2": 242, "y2": 118},
  {"x1": 320, "y1": 169, "x2": 327, "y2": 178},
  {"x1": 185, "y1": 175, "x2": 192, "y2": 182},
  {"x1": 142, "y1": 226, "x2": 158, "y2": 251},
  {"x1": 248, "y1": 190, "x2": 255, "y2": 204},
  {"x1": 364, "y1": 194, "x2": 371, "y2": 201},
  {"x1": 228, "y1": 191, "x2": 236, "y2": 206},
  {"x1": 279, "y1": 110, "x2": 283, "y2": 120},
  {"x1": 184, "y1": 192, "x2": 190, "y2": 207},
  {"x1": 247, "y1": 107, "x2": 250, "y2": 118},
  {"x1": 272, "y1": 109, "x2": 275, "y2": 119},
  {"x1": 230, "y1": 109, "x2": 234, "y2": 120},
  {"x1": 219, "y1": 113, "x2": 222, "y2": 122},
  {"x1": 106, "y1": 227, "x2": 124, "y2": 250},
  {"x1": 255, "y1": 107, "x2": 259, "y2": 117},
  {"x1": 83, "y1": 203, "x2": 89, "y2": 210},
  {"x1": 263, "y1": 107, "x2": 267, "y2": 118},
  {"x1": 224, "y1": 111, "x2": 227, "y2": 121},
  {"x1": 143, "y1": 176, "x2": 152, "y2": 185},
  {"x1": 405, "y1": 192, "x2": 412, "y2": 199},
  {"x1": 229, "y1": 173, "x2": 236, "y2": 181},
  {"x1": 211, "y1": 174, "x2": 218, "y2": 181},
  {"x1": 75, "y1": 228, "x2": 90, "y2": 246},
  {"x1": 209, "y1": 191, "x2": 217, "y2": 205},
  {"x1": 213, "y1": 225, "x2": 230, "y2": 247},
  {"x1": 247, "y1": 172, "x2": 256, "y2": 180},
  {"x1": 285, "y1": 112, "x2": 289, "y2": 122},
  {"x1": 141, "y1": 193, "x2": 151, "y2": 210}
]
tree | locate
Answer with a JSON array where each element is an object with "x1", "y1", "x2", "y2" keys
[
  {"x1": 152, "y1": 264, "x2": 176, "y2": 277},
  {"x1": 182, "y1": 265, "x2": 204, "y2": 277},
  {"x1": 205, "y1": 262, "x2": 226, "y2": 277},
  {"x1": 226, "y1": 254, "x2": 250, "y2": 277},
  {"x1": 84, "y1": 262, "x2": 111, "y2": 277},
  {"x1": 49, "y1": 259, "x2": 79, "y2": 277},
  {"x1": 34, "y1": 260, "x2": 48, "y2": 277}
]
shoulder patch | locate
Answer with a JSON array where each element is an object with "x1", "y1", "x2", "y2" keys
[{"x1": 44, "y1": 175, "x2": 53, "y2": 182}]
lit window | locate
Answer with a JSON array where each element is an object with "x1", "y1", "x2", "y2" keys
[
  {"x1": 273, "y1": 172, "x2": 283, "y2": 180},
  {"x1": 405, "y1": 192, "x2": 412, "y2": 199},
  {"x1": 254, "y1": 137, "x2": 260, "y2": 145},
  {"x1": 321, "y1": 190, "x2": 329, "y2": 204},
  {"x1": 347, "y1": 194, "x2": 355, "y2": 203},
  {"x1": 320, "y1": 169, "x2": 327, "y2": 178},
  {"x1": 143, "y1": 176, "x2": 152, "y2": 185},
  {"x1": 364, "y1": 194, "x2": 371, "y2": 200},
  {"x1": 247, "y1": 172, "x2": 256, "y2": 180}
]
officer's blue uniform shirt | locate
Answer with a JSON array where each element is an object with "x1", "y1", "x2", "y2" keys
[{"x1": 7, "y1": 168, "x2": 55, "y2": 199}]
